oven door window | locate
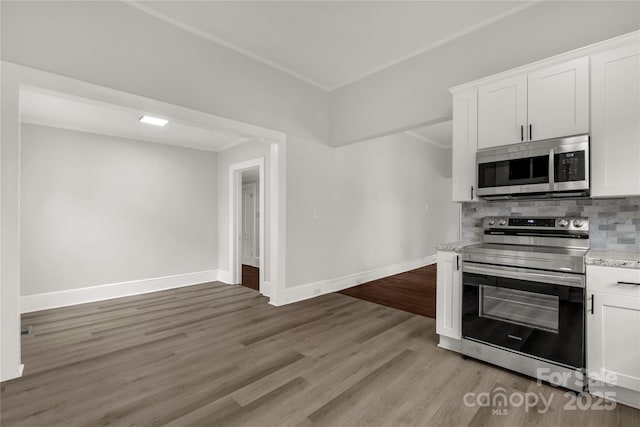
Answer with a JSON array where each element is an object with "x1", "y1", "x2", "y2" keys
[
  {"x1": 480, "y1": 286, "x2": 559, "y2": 333},
  {"x1": 462, "y1": 271, "x2": 584, "y2": 369}
]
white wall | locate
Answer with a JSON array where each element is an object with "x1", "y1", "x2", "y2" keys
[
  {"x1": 20, "y1": 124, "x2": 218, "y2": 295},
  {"x1": 330, "y1": 1, "x2": 640, "y2": 145},
  {"x1": 286, "y1": 132, "x2": 459, "y2": 288},
  {"x1": 0, "y1": 1, "x2": 329, "y2": 143}
]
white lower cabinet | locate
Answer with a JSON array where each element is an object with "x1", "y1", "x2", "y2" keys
[
  {"x1": 587, "y1": 265, "x2": 640, "y2": 409},
  {"x1": 436, "y1": 251, "x2": 462, "y2": 349}
]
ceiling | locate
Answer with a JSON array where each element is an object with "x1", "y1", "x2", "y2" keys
[
  {"x1": 20, "y1": 88, "x2": 251, "y2": 152},
  {"x1": 407, "y1": 121, "x2": 453, "y2": 148},
  {"x1": 130, "y1": 1, "x2": 534, "y2": 91}
]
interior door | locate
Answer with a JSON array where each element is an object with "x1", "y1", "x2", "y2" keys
[
  {"x1": 241, "y1": 183, "x2": 259, "y2": 267},
  {"x1": 478, "y1": 74, "x2": 527, "y2": 149},
  {"x1": 527, "y1": 57, "x2": 589, "y2": 141}
]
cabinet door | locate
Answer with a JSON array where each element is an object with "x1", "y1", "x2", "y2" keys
[
  {"x1": 451, "y1": 89, "x2": 478, "y2": 202},
  {"x1": 588, "y1": 292, "x2": 640, "y2": 392},
  {"x1": 478, "y1": 74, "x2": 527, "y2": 149},
  {"x1": 591, "y1": 43, "x2": 640, "y2": 197},
  {"x1": 436, "y1": 251, "x2": 462, "y2": 339},
  {"x1": 527, "y1": 57, "x2": 589, "y2": 141}
]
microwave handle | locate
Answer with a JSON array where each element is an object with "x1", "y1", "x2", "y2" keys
[{"x1": 548, "y1": 148, "x2": 556, "y2": 190}]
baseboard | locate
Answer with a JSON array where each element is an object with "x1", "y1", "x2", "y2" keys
[
  {"x1": 20, "y1": 269, "x2": 221, "y2": 313},
  {"x1": 218, "y1": 270, "x2": 233, "y2": 284},
  {"x1": 589, "y1": 384, "x2": 640, "y2": 410},
  {"x1": 438, "y1": 336, "x2": 462, "y2": 353},
  {"x1": 262, "y1": 281, "x2": 272, "y2": 298},
  {"x1": 275, "y1": 255, "x2": 437, "y2": 306}
]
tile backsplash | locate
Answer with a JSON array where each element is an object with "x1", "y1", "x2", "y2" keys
[{"x1": 462, "y1": 197, "x2": 640, "y2": 251}]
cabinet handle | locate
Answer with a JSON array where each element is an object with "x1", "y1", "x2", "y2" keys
[
  {"x1": 617, "y1": 281, "x2": 640, "y2": 286},
  {"x1": 591, "y1": 294, "x2": 594, "y2": 314},
  {"x1": 520, "y1": 125, "x2": 524, "y2": 141},
  {"x1": 456, "y1": 255, "x2": 460, "y2": 271},
  {"x1": 470, "y1": 186, "x2": 474, "y2": 200},
  {"x1": 529, "y1": 124, "x2": 532, "y2": 140}
]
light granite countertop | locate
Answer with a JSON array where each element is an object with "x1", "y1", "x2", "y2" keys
[
  {"x1": 435, "y1": 241, "x2": 479, "y2": 252},
  {"x1": 585, "y1": 249, "x2": 640, "y2": 270}
]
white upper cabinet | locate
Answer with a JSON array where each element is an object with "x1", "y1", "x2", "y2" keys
[
  {"x1": 591, "y1": 43, "x2": 640, "y2": 198},
  {"x1": 478, "y1": 74, "x2": 527, "y2": 149},
  {"x1": 528, "y1": 57, "x2": 590, "y2": 141},
  {"x1": 451, "y1": 88, "x2": 479, "y2": 202},
  {"x1": 477, "y1": 57, "x2": 589, "y2": 149},
  {"x1": 449, "y1": 32, "x2": 639, "y2": 203}
]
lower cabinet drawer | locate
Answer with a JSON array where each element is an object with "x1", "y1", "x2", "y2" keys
[{"x1": 587, "y1": 265, "x2": 640, "y2": 298}]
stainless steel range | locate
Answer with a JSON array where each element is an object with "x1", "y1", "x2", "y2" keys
[{"x1": 461, "y1": 216, "x2": 589, "y2": 392}]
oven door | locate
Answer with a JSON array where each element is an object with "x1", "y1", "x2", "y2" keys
[{"x1": 462, "y1": 262, "x2": 585, "y2": 369}]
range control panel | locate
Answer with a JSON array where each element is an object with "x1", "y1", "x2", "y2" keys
[{"x1": 483, "y1": 217, "x2": 589, "y2": 232}]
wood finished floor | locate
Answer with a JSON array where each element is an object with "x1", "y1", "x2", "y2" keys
[
  {"x1": 1, "y1": 282, "x2": 638, "y2": 426},
  {"x1": 242, "y1": 264, "x2": 259, "y2": 291},
  {"x1": 339, "y1": 265, "x2": 437, "y2": 318}
]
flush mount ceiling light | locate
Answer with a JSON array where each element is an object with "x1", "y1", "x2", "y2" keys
[{"x1": 139, "y1": 115, "x2": 168, "y2": 126}]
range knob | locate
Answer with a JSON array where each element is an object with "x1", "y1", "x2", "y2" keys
[
  {"x1": 558, "y1": 219, "x2": 569, "y2": 227},
  {"x1": 499, "y1": 218, "x2": 507, "y2": 226},
  {"x1": 487, "y1": 218, "x2": 495, "y2": 226},
  {"x1": 573, "y1": 219, "x2": 584, "y2": 228}
]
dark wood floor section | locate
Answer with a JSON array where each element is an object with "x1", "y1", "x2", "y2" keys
[
  {"x1": 1, "y1": 283, "x2": 638, "y2": 426},
  {"x1": 339, "y1": 264, "x2": 437, "y2": 318},
  {"x1": 242, "y1": 264, "x2": 259, "y2": 290}
]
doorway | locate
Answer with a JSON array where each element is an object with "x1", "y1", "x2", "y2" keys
[
  {"x1": 229, "y1": 157, "x2": 267, "y2": 296},
  {"x1": 241, "y1": 168, "x2": 260, "y2": 290}
]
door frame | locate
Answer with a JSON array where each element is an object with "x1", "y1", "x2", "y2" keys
[{"x1": 229, "y1": 158, "x2": 266, "y2": 296}]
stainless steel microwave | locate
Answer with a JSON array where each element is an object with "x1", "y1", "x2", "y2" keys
[{"x1": 476, "y1": 134, "x2": 589, "y2": 200}]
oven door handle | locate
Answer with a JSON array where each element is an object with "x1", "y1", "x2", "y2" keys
[{"x1": 463, "y1": 263, "x2": 585, "y2": 288}]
